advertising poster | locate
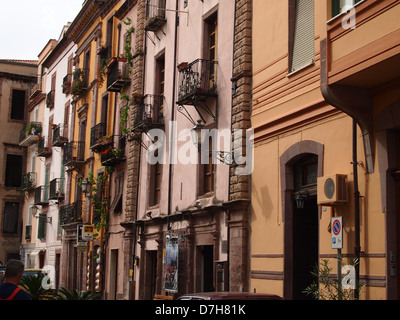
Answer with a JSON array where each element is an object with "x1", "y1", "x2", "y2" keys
[{"x1": 164, "y1": 236, "x2": 178, "y2": 292}]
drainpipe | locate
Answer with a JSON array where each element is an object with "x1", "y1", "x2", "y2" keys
[
  {"x1": 167, "y1": 0, "x2": 179, "y2": 222},
  {"x1": 353, "y1": 119, "x2": 361, "y2": 299}
]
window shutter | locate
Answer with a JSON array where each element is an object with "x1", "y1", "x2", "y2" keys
[
  {"x1": 291, "y1": 0, "x2": 315, "y2": 73},
  {"x1": 38, "y1": 214, "x2": 46, "y2": 240}
]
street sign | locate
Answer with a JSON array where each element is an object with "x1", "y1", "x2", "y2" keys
[
  {"x1": 331, "y1": 217, "x2": 343, "y2": 249},
  {"x1": 82, "y1": 225, "x2": 94, "y2": 241}
]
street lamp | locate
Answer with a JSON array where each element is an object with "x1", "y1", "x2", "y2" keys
[
  {"x1": 295, "y1": 190, "x2": 309, "y2": 209},
  {"x1": 81, "y1": 178, "x2": 92, "y2": 197},
  {"x1": 191, "y1": 120, "x2": 205, "y2": 150}
]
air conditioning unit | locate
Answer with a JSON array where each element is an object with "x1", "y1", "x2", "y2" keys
[{"x1": 317, "y1": 174, "x2": 348, "y2": 206}]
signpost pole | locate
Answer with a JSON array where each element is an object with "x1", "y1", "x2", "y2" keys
[
  {"x1": 331, "y1": 216, "x2": 343, "y2": 300},
  {"x1": 337, "y1": 248, "x2": 342, "y2": 300}
]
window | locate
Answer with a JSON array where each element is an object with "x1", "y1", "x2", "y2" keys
[
  {"x1": 10, "y1": 89, "x2": 26, "y2": 120},
  {"x1": 149, "y1": 147, "x2": 162, "y2": 206},
  {"x1": 289, "y1": 0, "x2": 315, "y2": 73},
  {"x1": 293, "y1": 154, "x2": 318, "y2": 191},
  {"x1": 205, "y1": 13, "x2": 217, "y2": 87},
  {"x1": 199, "y1": 139, "x2": 215, "y2": 195},
  {"x1": 3, "y1": 202, "x2": 19, "y2": 234},
  {"x1": 5, "y1": 154, "x2": 23, "y2": 188},
  {"x1": 156, "y1": 54, "x2": 165, "y2": 115},
  {"x1": 37, "y1": 213, "x2": 46, "y2": 240},
  {"x1": 332, "y1": 0, "x2": 362, "y2": 17},
  {"x1": 111, "y1": 173, "x2": 124, "y2": 214}
]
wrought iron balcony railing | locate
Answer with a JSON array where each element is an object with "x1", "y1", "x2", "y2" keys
[
  {"x1": 62, "y1": 74, "x2": 72, "y2": 94},
  {"x1": 37, "y1": 136, "x2": 52, "y2": 157},
  {"x1": 145, "y1": 0, "x2": 166, "y2": 31},
  {"x1": 29, "y1": 79, "x2": 42, "y2": 100},
  {"x1": 46, "y1": 90, "x2": 55, "y2": 108},
  {"x1": 100, "y1": 136, "x2": 126, "y2": 167},
  {"x1": 60, "y1": 200, "x2": 85, "y2": 226},
  {"x1": 90, "y1": 123, "x2": 107, "y2": 151},
  {"x1": 49, "y1": 178, "x2": 65, "y2": 200},
  {"x1": 34, "y1": 186, "x2": 49, "y2": 205},
  {"x1": 19, "y1": 121, "x2": 42, "y2": 147},
  {"x1": 177, "y1": 59, "x2": 218, "y2": 105},
  {"x1": 133, "y1": 94, "x2": 164, "y2": 133},
  {"x1": 71, "y1": 68, "x2": 88, "y2": 98},
  {"x1": 107, "y1": 60, "x2": 130, "y2": 92},
  {"x1": 20, "y1": 172, "x2": 36, "y2": 192},
  {"x1": 63, "y1": 141, "x2": 85, "y2": 168},
  {"x1": 52, "y1": 124, "x2": 68, "y2": 147}
]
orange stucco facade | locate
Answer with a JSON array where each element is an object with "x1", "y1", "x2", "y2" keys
[{"x1": 251, "y1": 0, "x2": 400, "y2": 300}]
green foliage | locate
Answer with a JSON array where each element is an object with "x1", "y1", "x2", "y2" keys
[
  {"x1": 20, "y1": 274, "x2": 54, "y2": 300},
  {"x1": 303, "y1": 255, "x2": 366, "y2": 300},
  {"x1": 54, "y1": 287, "x2": 100, "y2": 300}
]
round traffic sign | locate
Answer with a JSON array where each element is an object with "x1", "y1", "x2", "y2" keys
[{"x1": 333, "y1": 219, "x2": 341, "y2": 235}]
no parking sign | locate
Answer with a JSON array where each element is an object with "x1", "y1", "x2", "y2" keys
[{"x1": 331, "y1": 217, "x2": 343, "y2": 249}]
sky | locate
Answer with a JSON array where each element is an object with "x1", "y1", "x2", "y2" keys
[{"x1": 0, "y1": 0, "x2": 85, "y2": 60}]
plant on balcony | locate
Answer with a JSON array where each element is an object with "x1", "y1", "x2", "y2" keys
[
  {"x1": 102, "y1": 146, "x2": 123, "y2": 158},
  {"x1": 97, "y1": 59, "x2": 107, "y2": 88},
  {"x1": 25, "y1": 122, "x2": 42, "y2": 136},
  {"x1": 71, "y1": 69, "x2": 86, "y2": 97},
  {"x1": 78, "y1": 169, "x2": 112, "y2": 234}
]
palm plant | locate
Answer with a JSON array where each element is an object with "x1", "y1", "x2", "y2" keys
[
  {"x1": 19, "y1": 274, "x2": 54, "y2": 300},
  {"x1": 54, "y1": 287, "x2": 100, "y2": 300}
]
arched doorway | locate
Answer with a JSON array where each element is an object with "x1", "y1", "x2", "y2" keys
[
  {"x1": 280, "y1": 140, "x2": 323, "y2": 300},
  {"x1": 292, "y1": 155, "x2": 319, "y2": 299}
]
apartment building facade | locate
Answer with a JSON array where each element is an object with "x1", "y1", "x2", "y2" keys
[
  {"x1": 0, "y1": 59, "x2": 37, "y2": 265},
  {"x1": 122, "y1": 0, "x2": 254, "y2": 299},
  {"x1": 251, "y1": 0, "x2": 400, "y2": 300},
  {"x1": 19, "y1": 40, "x2": 57, "y2": 272}
]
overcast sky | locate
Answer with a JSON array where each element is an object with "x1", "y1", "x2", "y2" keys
[{"x1": 0, "y1": 0, "x2": 84, "y2": 60}]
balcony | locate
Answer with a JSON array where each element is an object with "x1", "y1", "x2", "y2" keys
[
  {"x1": 52, "y1": 124, "x2": 68, "y2": 147},
  {"x1": 64, "y1": 141, "x2": 85, "y2": 168},
  {"x1": 62, "y1": 74, "x2": 72, "y2": 94},
  {"x1": 19, "y1": 121, "x2": 42, "y2": 147},
  {"x1": 100, "y1": 136, "x2": 126, "y2": 167},
  {"x1": 60, "y1": 200, "x2": 85, "y2": 226},
  {"x1": 29, "y1": 80, "x2": 42, "y2": 100},
  {"x1": 34, "y1": 186, "x2": 49, "y2": 206},
  {"x1": 20, "y1": 172, "x2": 36, "y2": 192},
  {"x1": 49, "y1": 178, "x2": 65, "y2": 200},
  {"x1": 145, "y1": 0, "x2": 166, "y2": 32},
  {"x1": 133, "y1": 94, "x2": 164, "y2": 133},
  {"x1": 90, "y1": 123, "x2": 107, "y2": 152},
  {"x1": 107, "y1": 60, "x2": 130, "y2": 92},
  {"x1": 71, "y1": 68, "x2": 88, "y2": 99},
  {"x1": 176, "y1": 59, "x2": 218, "y2": 106},
  {"x1": 37, "y1": 136, "x2": 52, "y2": 158},
  {"x1": 46, "y1": 90, "x2": 55, "y2": 108}
]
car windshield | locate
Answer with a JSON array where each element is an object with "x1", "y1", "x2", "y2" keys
[{"x1": 22, "y1": 270, "x2": 44, "y2": 278}]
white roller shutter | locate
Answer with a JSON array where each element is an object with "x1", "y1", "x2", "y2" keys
[{"x1": 291, "y1": 0, "x2": 315, "y2": 73}]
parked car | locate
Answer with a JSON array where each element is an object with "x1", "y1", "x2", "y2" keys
[
  {"x1": 22, "y1": 269, "x2": 46, "y2": 279},
  {"x1": 175, "y1": 292, "x2": 282, "y2": 300}
]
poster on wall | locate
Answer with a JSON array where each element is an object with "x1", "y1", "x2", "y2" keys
[{"x1": 164, "y1": 236, "x2": 178, "y2": 292}]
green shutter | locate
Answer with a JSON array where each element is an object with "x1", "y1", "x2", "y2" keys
[
  {"x1": 37, "y1": 214, "x2": 46, "y2": 239},
  {"x1": 291, "y1": 0, "x2": 315, "y2": 73}
]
